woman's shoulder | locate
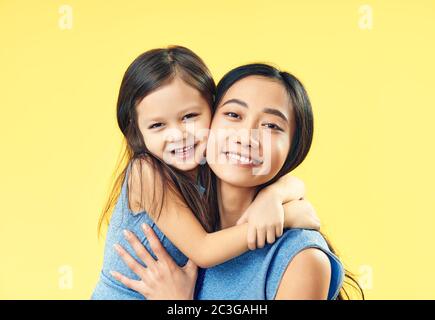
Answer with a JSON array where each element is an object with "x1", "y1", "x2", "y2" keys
[
  {"x1": 277, "y1": 229, "x2": 329, "y2": 249},
  {"x1": 272, "y1": 229, "x2": 338, "y2": 275},
  {"x1": 266, "y1": 229, "x2": 344, "y2": 300}
]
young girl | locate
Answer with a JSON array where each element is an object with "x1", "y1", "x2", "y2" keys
[{"x1": 92, "y1": 46, "x2": 320, "y2": 299}]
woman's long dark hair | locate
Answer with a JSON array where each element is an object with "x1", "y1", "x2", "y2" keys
[
  {"x1": 208, "y1": 63, "x2": 364, "y2": 300},
  {"x1": 98, "y1": 45, "x2": 218, "y2": 236}
]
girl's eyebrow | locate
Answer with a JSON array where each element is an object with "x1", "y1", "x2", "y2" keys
[
  {"x1": 147, "y1": 116, "x2": 165, "y2": 123},
  {"x1": 177, "y1": 105, "x2": 203, "y2": 116},
  {"x1": 147, "y1": 105, "x2": 202, "y2": 122},
  {"x1": 220, "y1": 98, "x2": 288, "y2": 123}
]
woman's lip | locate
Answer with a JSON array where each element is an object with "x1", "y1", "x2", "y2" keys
[{"x1": 222, "y1": 151, "x2": 263, "y2": 167}]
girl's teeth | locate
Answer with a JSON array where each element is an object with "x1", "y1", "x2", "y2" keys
[{"x1": 175, "y1": 145, "x2": 194, "y2": 154}]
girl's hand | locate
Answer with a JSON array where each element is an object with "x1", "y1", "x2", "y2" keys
[
  {"x1": 283, "y1": 199, "x2": 321, "y2": 230},
  {"x1": 110, "y1": 223, "x2": 198, "y2": 300},
  {"x1": 236, "y1": 175, "x2": 319, "y2": 250},
  {"x1": 265, "y1": 174, "x2": 306, "y2": 203},
  {"x1": 236, "y1": 190, "x2": 285, "y2": 250},
  {"x1": 235, "y1": 175, "x2": 305, "y2": 251}
]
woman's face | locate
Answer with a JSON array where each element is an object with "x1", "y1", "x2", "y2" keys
[
  {"x1": 136, "y1": 76, "x2": 211, "y2": 172},
  {"x1": 206, "y1": 75, "x2": 294, "y2": 188}
]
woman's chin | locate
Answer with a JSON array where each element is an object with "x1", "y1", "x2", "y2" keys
[{"x1": 211, "y1": 165, "x2": 269, "y2": 188}]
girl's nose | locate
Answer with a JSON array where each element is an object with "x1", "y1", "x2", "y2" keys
[
  {"x1": 165, "y1": 123, "x2": 191, "y2": 143},
  {"x1": 165, "y1": 126, "x2": 184, "y2": 142}
]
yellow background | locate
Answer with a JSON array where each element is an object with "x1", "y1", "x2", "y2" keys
[{"x1": 1, "y1": 0, "x2": 434, "y2": 299}]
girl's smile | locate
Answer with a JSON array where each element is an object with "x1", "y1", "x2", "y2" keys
[{"x1": 169, "y1": 142, "x2": 198, "y2": 161}]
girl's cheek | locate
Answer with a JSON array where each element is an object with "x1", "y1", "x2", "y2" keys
[
  {"x1": 199, "y1": 118, "x2": 212, "y2": 132},
  {"x1": 144, "y1": 135, "x2": 165, "y2": 157}
]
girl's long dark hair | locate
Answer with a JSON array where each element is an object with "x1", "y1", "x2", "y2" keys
[
  {"x1": 208, "y1": 63, "x2": 365, "y2": 300},
  {"x1": 98, "y1": 45, "x2": 218, "y2": 236}
]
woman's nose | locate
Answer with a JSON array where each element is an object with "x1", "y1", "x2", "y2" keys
[{"x1": 236, "y1": 128, "x2": 260, "y2": 150}]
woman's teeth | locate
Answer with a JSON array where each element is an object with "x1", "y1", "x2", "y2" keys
[{"x1": 225, "y1": 152, "x2": 261, "y2": 165}]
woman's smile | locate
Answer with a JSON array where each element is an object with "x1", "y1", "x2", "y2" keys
[{"x1": 222, "y1": 150, "x2": 263, "y2": 168}]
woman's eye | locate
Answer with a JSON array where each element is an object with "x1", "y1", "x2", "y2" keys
[
  {"x1": 224, "y1": 112, "x2": 241, "y2": 119},
  {"x1": 263, "y1": 123, "x2": 283, "y2": 131},
  {"x1": 148, "y1": 123, "x2": 164, "y2": 129},
  {"x1": 182, "y1": 113, "x2": 199, "y2": 121}
]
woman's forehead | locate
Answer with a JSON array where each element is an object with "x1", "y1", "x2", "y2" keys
[{"x1": 218, "y1": 76, "x2": 292, "y2": 117}]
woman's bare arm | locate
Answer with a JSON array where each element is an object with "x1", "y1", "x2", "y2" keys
[{"x1": 275, "y1": 248, "x2": 331, "y2": 299}]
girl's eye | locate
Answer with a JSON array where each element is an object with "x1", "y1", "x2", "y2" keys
[
  {"x1": 182, "y1": 113, "x2": 199, "y2": 121},
  {"x1": 224, "y1": 112, "x2": 241, "y2": 119},
  {"x1": 262, "y1": 123, "x2": 284, "y2": 131},
  {"x1": 148, "y1": 123, "x2": 164, "y2": 129}
]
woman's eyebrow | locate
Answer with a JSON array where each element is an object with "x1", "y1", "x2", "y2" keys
[
  {"x1": 220, "y1": 98, "x2": 288, "y2": 122},
  {"x1": 262, "y1": 107, "x2": 289, "y2": 123},
  {"x1": 220, "y1": 98, "x2": 248, "y2": 108}
]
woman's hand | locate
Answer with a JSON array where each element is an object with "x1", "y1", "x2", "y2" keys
[{"x1": 110, "y1": 223, "x2": 198, "y2": 300}]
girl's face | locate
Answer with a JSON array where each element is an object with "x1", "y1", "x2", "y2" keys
[
  {"x1": 206, "y1": 76, "x2": 294, "y2": 188},
  {"x1": 136, "y1": 76, "x2": 211, "y2": 172}
]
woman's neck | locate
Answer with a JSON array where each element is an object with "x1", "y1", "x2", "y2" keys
[{"x1": 217, "y1": 179, "x2": 257, "y2": 229}]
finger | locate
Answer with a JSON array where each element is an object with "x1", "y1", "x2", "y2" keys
[
  {"x1": 110, "y1": 270, "x2": 145, "y2": 293},
  {"x1": 114, "y1": 243, "x2": 147, "y2": 279},
  {"x1": 142, "y1": 224, "x2": 177, "y2": 270},
  {"x1": 256, "y1": 227, "x2": 266, "y2": 248},
  {"x1": 182, "y1": 259, "x2": 198, "y2": 277},
  {"x1": 266, "y1": 227, "x2": 276, "y2": 244},
  {"x1": 236, "y1": 211, "x2": 249, "y2": 225},
  {"x1": 182, "y1": 258, "x2": 197, "y2": 270},
  {"x1": 247, "y1": 224, "x2": 257, "y2": 250},
  {"x1": 276, "y1": 225, "x2": 283, "y2": 238},
  {"x1": 123, "y1": 229, "x2": 157, "y2": 269}
]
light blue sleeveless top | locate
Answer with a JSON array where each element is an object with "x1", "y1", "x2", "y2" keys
[
  {"x1": 195, "y1": 229, "x2": 344, "y2": 300},
  {"x1": 91, "y1": 161, "x2": 189, "y2": 300}
]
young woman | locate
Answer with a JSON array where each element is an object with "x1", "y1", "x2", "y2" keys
[
  {"x1": 92, "y1": 47, "x2": 321, "y2": 299},
  {"x1": 111, "y1": 64, "x2": 365, "y2": 300}
]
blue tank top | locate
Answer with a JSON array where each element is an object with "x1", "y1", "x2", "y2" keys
[
  {"x1": 194, "y1": 229, "x2": 344, "y2": 300},
  {"x1": 91, "y1": 161, "x2": 189, "y2": 299}
]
